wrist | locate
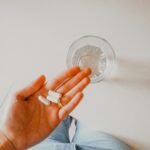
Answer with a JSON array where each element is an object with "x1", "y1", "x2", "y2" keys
[{"x1": 0, "y1": 131, "x2": 16, "y2": 150}]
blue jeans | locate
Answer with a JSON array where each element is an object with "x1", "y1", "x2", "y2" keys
[{"x1": 30, "y1": 116, "x2": 131, "y2": 150}]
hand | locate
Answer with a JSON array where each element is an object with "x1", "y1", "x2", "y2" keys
[{"x1": 0, "y1": 66, "x2": 91, "y2": 150}]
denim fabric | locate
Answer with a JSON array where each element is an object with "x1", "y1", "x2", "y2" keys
[{"x1": 30, "y1": 116, "x2": 131, "y2": 150}]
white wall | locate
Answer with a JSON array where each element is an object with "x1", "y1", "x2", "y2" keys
[{"x1": 0, "y1": 0, "x2": 150, "y2": 149}]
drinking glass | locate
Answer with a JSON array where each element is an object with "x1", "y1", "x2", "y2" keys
[{"x1": 66, "y1": 35, "x2": 116, "y2": 83}]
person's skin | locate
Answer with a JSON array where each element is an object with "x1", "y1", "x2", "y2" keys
[{"x1": 0, "y1": 66, "x2": 91, "y2": 150}]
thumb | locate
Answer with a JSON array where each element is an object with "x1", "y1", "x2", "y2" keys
[{"x1": 15, "y1": 75, "x2": 46, "y2": 100}]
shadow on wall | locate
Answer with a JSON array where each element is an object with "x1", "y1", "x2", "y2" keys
[
  {"x1": 109, "y1": 57, "x2": 150, "y2": 90},
  {"x1": 108, "y1": 57, "x2": 150, "y2": 149}
]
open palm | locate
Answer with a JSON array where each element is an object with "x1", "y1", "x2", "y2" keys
[{"x1": 1, "y1": 66, "x2": 91, "y2": 150}]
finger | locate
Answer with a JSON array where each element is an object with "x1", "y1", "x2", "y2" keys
[
  {"x1": 45, "y1": 66, "x2": 81, "y2": 91},
  {"x1": 60, "y1": 77, "x2": 90, "y2": 105},
  {"x1": 59, "y1": 92, "x2": 83, "y2": 120},
  {"x1": 16, "y1": 75, "x2": 46, "y2": 100},
  {"x1": 65, "y1": 77, "x2": 90, "y2": 100},
  {"x1": 56, "y1": 67, "x2": 91, "y2": 95}
]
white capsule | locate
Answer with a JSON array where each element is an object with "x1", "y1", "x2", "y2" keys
[
  {"x1": 38, "y1": 96, "x2": 50, "y2": 106},
  {"x1": 48, "y1": 90, "x2": 62, "y2": 99},
  {"x1": 47, "y1": 95, "x2": 59, "y2": 103}
]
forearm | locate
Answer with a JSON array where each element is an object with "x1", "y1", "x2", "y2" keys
[{"x1": 0, "y1": 131, "x2": 16, "y2": 150}]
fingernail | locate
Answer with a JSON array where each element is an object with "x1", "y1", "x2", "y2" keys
[{"x1": 84, "y1": 67, "x2": 92, "y2": 75}]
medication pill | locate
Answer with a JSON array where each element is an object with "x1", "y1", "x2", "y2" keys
[
  {"x1": 47, "y1": 95, "x2": 59, "y2": 103},
  {"x1": 48, "y1": 90, "x2": 62, "y2": 99},
  {"x1": 38, "y1": 96, "x2": 50, "y2": 106}
]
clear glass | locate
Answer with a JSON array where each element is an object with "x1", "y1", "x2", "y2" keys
[{"x1": 66, "y1": 35, "x2": 116, "y2": 83}]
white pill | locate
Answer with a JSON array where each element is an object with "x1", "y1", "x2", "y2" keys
[
  {"x1": 48, "y1": 90, "x2": 62, "y2": 99},
  {"x1": 47, "y1": 95, "x2": 59, "y2": 103},
  {"x1": 38, "y1": 96, "x2": 50, "y2": 106}
]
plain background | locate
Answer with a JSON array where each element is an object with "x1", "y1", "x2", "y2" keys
[{"x1": 0, "y1": 0, "x2": 150, "y2": 149}]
